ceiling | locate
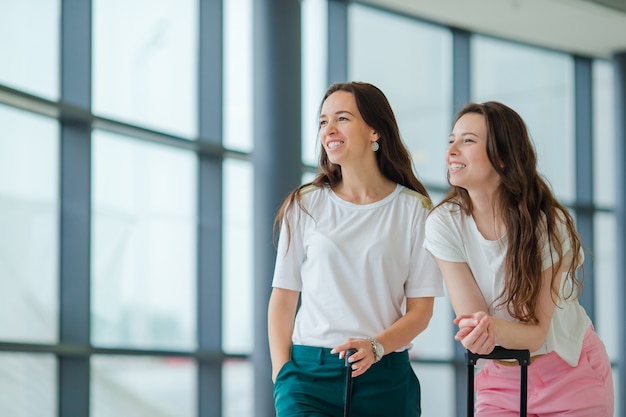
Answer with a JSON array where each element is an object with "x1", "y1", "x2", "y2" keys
[{"x1": 360, "y1": 0, "x2": 626, "y2": 59}]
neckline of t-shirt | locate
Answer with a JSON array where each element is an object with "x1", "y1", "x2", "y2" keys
[
  {"x1": 327, "y1": 183, "x2": 402, "y2": 209},
  {"x1": 468, "y1": 214, "x2": 507, "y2": 244}
]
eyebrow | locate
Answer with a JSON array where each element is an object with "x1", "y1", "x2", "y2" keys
[
  {"x1": 319, "y1": 110, "x2": 355, "y2": 119},
  {"x1": 449, "y1": 131, "x2": 480, "y2": 137}
]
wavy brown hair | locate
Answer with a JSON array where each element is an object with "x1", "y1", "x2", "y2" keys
[
  {"x1": 274, "y1": 81, "x2": 429, "y2": 244},
  {"x1": 437, "y1": 101, "x2": 583, "y2": 324}
]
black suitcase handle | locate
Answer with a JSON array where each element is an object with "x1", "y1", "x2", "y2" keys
[
  {"x1": 344, "y1": 349, "x2": 357, "y2": 417},
  {"x1": 465, "y1": 346, "x2": 530, "y2": 417}
]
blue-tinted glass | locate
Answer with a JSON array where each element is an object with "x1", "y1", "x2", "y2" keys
[
  {"x1": 91, "y1": 355, "x2": 196, "y2": 417},
  {"x1": 223, "y1": 0, "x2": 253, "y2": 152},
  {"x1": 413, "y1": 363, "x2": 455, "y2": 417},
  {"x1": 592, "y1": 59, "x2": 615, "y2": 207},
  {"x1": 93, "y1": 0, "x2": 198, "y2": 138},
  {"x1": 0, "y1": 105, "x2": 59, "y2": 343},
  {"x1": 0, "y1": 353, "x2": 56, "y2": 417},
  {"x1": 91, "y1": 131, "x2": 197, "y2": 350},
  {"x1": 223, "y1": 360, "x2": 253, "y2": 417},
  {"x1": 593, "y1": 213, "x2": 617, "y2": 361},
  {"x1": 301, "y1": 0, "x2": 328, "y2": 166},
  {"x1": 0, "y1": 0, "x2": 59, "y2": 99},
  {"x1": 223, "y1": 159, "x2": 254, "y2": 353}
]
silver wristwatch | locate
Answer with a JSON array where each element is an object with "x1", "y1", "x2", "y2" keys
[{"x1": 367, "y1": 337, "x2": 384, "y2": 362}]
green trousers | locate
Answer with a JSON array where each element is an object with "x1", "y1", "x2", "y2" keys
[{"x1": 273, "y1": 345, "x2": 421, "y2": 417}]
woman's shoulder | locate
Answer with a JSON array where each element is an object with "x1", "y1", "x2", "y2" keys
[
  {"x1": 426, "y1": 200, "x2": 466, "y2": 229},
  {"x1": 430, "y1": 200, "x2": 463, "y2": 216},
  {"x1": 297, "y1": 183, "x2": 323, "y2": 198},
  {"x1": 398, "y1": 186, "x2": 433, "y2": 210}
]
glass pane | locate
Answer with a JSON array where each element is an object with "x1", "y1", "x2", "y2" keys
[
  {"x1": 222, "y1": 159, "x2": 253, "y2": 353},
  {"x1": 0, "y1": 0, "x2": 59, "y2": 99},
  {"x1": 413, "y1": 363, "x2": 454, "y2": 417},
  {"x1": 93, "y1": 0, "x2": 198, "y2": 138},
  {"x1": 223, "y1": 360, "x2": 253, "y2": 417},
  {"x1": 91, "y1": 355, "x2": 195, "y2": 417},
  {"x1": 91, "y1": 131, "x2": 197, "y2": 350},
  {"x1": 349, "y1": 5, "x2": 452, "y2": 188},
  {"x1": 592, "y1": 59, "x2": 615, "y2": 207},
  {"x1": 0, "y1": 105, "x2": 59, "y2": 343},
  {"x1": 472, "y1": 36, "x2": 575, "y2": 203},
  {"x1": 594, "y1": 213, "x2": 617, "y2": 362},
  {"x1": 0, "y1": 353, "x2": 56, "y2": 417},
  {"x1": 301, "y1": 0, "x2": 328, "y2": 167},
  {"x1": 223, "y1": 0, "x2": 253, "y2": 152},
  {"x1": 410, "y1": 296, "x2": 453, "y2": 360}
]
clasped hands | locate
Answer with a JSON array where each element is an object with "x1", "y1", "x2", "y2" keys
[{"x1": 454, "y1": 311, "x2": 496, "y2": 355}]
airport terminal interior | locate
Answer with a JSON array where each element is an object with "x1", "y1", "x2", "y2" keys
[{"x1": 1, "y1": 0, "x2": 625, "y2": 416}]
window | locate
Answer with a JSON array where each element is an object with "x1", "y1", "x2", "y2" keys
[
  {"x1": 91, "y1": 131, "x2": 197, "y2": 351},
  {"x1": 93, "y1": 0, "x2": 198, "y2": 138},
  {"x1": 0, "y1": 106, "x2": 59, "y2": 343}
]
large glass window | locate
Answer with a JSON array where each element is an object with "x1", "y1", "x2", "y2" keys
[
  {"x1": 0, "y1": 105, "x2": 59, "y2": 343},
  {"x1": 349, "y1": 4, "x2": 453, "y2": 189},
  {"x1": 222, "y1": 159, "x2": 254, "y2": 353},
  {"x1": 301, "y1": 0, "x2": 328, "y2": 167},
  {"x1": 472, "y1": 36, "x2": 575, "y2": 203},
  {"x1": 92, "y1": 0, "x2": 198, "y2": 138},
  {"x1": 91, "y1": 131, "x2": 197, "y2": 351},
  {"x1": 91, "y1": 355, "x2": 195, "y2": 417},
  {"x1": 414, "y1": 363, "x2": 455, "y2": 416},
  {"x1": 594, "y1": 213, "x2": 617, "y2": 359},
  {"x1": 223, "y1": 360, "x2": 253, "y2": 417},
  {"x1": 593, "y1": 60, "x2": 615, "y2": 208},
  {"x1": 223, "y1": 0, "x2": 253, "y2": 152},
  {"x1": 0, "y1": 0, "x2": 59, "y2": 99},
  {"x1": 0, "y1": 353, "x2": 56, "y2": 417}
]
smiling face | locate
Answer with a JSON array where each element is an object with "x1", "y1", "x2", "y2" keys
[
  {"x1": 447, "y1": 112, "x2": 500, "y2": 195},
  {"x1": 318, "y1": 90, "x2": 379, "y2": 167}
]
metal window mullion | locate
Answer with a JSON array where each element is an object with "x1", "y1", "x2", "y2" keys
[
  {"x1": 573, "y1": 56, "x2": 595, "y2": 320},
  {"x1": 197, "y1": 1, "x2": 224, "y2": 416},
  {"x1": 59, "y1": 1, "x2": 92, "y2": 416},
  {"x1": 328, "y1": 0, "x2": 348, "y2": 84},
  {"x1": 253, "y1": 1, "x2": 302, "y2": 416}
]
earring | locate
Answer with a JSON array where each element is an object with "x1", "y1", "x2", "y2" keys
[{"x1": 371, "y1": 141, "x2": 379, "y2": 152}]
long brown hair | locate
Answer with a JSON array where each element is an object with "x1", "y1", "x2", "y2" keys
[
  {"x1": 437, "y1": 101, "x2": 583, "y2": 324},
  {"x1": 274, "y1": 81, "x2": 429, "y2": 244}
]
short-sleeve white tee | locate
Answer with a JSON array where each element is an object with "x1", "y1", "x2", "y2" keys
[
  {"x1": 272, "y1": 184, "x2": 444, "y2": 350},
  {"x1": 424, "y1": 202, "x2": 591, "y2": 366}
]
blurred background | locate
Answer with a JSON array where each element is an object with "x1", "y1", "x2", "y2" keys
[{"x1": 0, "y1": 0, "x2": 625, "y2": 416}]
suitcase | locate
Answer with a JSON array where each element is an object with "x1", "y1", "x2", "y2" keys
[{"x1": 465, "y1": 346, "x2": 530, "y2": 417}]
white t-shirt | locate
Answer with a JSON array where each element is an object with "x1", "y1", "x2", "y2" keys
[
  {"x1": 424, "y1": 202, "x2": 591, "y2": 366},
  {"x1": 272, "y1": 183, "x2": 444, "y2": 350}
]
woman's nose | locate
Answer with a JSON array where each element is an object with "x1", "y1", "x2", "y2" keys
[{"x1": 322, "y1": 122, "x2": 337, "y2": 137}]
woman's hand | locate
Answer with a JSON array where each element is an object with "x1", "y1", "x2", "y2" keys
[
  {"x1": 453, "y1": 312, "x2": 496, "y2": 355},
  {"x1": 331, "y1": 337, "x2": 378, "y2": 378}
]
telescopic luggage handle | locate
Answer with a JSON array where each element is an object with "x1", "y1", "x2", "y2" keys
[
  {"x1": 344, "y1": 349, "x2": 357, "y2": 417},
  {"x1": 465, "y1": 346, "x2": 530, "y2": 417}
]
